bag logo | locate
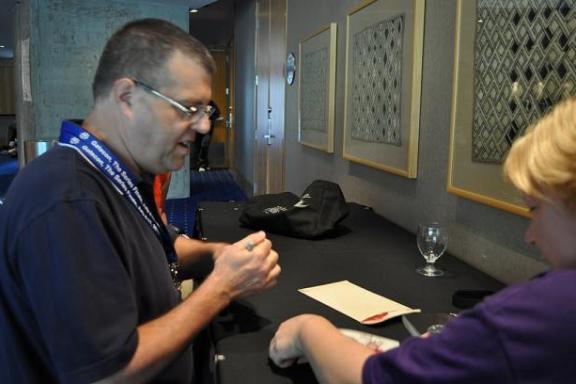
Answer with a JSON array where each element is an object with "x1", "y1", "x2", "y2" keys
[
  {"x1": 294, "y1": 193, "x2": 311, "y2": 208},
  {"x1": 263, "y1": 205, "x2": 289, "y2": 214}
]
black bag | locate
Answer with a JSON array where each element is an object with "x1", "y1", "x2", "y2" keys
[{"x1": 239, "y1": 180, "x2": 349, "y2": 239}]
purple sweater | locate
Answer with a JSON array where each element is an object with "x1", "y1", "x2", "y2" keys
[{"x1": 363, "y1": 269, "x2": 576, "y2": 383}]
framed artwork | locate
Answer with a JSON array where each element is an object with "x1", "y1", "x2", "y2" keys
[
  {"x1": 448, "y1": 0, "x2": 576, "y2": 217},
  {"x1": 342, "y1": 0, "x2": 425, "y2": 178},
  {"x1": 298, "y1": 22, "x2": 337, "y2": 153}
]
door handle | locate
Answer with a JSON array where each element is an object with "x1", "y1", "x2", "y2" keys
[
  {"x1": 266, "y1": 117, "x2": 274, "y2": 144},
  {"x1": 226, "y1": 112, "x2": 233, "y2": 128},
  {"x1": 264, "y1": 131, "x2": 275, "y2": 145}
]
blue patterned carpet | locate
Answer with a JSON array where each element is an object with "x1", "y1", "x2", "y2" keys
[{"x1": 165, "y1": 170, "x2": 247, "y2": 236}]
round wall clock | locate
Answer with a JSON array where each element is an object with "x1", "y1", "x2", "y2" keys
[{"x1": 286, "y1": 52, "x2": 296, "y2": 85}]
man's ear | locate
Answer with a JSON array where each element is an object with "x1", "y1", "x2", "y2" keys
[{"x1": 112, "y1": 78, "x2": 135, "y2": 118}]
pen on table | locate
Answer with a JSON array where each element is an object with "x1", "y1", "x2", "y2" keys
[{"x1": 362, "y1": 312, "x2": 388, "y2": 323}]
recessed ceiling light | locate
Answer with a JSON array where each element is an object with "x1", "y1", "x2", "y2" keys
[
  {"x1": 190, "y1": 9, "x2": 198, "y2": 13},
  {"x1": 0, "y1": 45, "x2": 5, "y2": 48}
]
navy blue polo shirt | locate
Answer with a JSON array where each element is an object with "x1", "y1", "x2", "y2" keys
[{"x1": 0, "y1": 145, "x2": 192, "y2": 383}]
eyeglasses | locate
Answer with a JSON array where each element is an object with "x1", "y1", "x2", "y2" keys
[{"x1": 131, "y1": 79, "x2": 214, "y2": 123}]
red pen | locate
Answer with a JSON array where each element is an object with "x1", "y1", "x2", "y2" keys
[{"x1": 362, "y1": 312, "x2": 388, "y2": 324}]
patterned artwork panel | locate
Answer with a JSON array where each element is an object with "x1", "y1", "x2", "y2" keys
[
  {"x1": 301, "y1": 48, "x2": 328, "y2": 132},
  {"x1": 351, "y1": 15, "x2": 404, "y2": 146},
  {"x1": 473, "y1": 0, "x2": 576, "y2": 163}
]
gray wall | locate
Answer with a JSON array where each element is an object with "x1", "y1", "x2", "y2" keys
[
  {"x1": 282, "y1": 0, "x2": 547, "y2": 283},
  {"x1": 19, "y1": 0, "x2": 191, "y2": 196},
  {"x1": 28, "y1": 0, "x2": 188, "y2": 140},
  {"x1": 233, "y1": 0, "x2": 256, "y2": 190}
]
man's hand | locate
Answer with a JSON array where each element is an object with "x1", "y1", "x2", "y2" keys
[
  {"x1": 211, "y1": 231, "x2": 281, "y2": 299},
  {"x1": 211, "y1": 242, "x2": 228, "y2": 261}
]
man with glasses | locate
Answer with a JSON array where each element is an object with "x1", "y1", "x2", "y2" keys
[{"x1": 0, "y1": 19, "x2": 280, "y2": 383}]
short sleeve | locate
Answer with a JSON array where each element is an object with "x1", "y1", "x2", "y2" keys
[
  {"x1": 15, "y1": 199, "x2": 138, "y2": 383},
  {"x1": 362, "y1": 306, "x2": 512, "y2": 383}
]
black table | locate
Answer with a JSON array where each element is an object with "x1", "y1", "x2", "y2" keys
[{"x1": 197, "y1": 202, "x2": 504, "y2": 384}]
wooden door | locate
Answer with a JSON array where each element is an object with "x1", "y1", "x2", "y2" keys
[
  {"x1": 0, "y1": 59, "x2": 16, "y2": 115},
  {"x1": 227, "y1": 41, "x2": 235, "y2": 169},
  {"x1": 253, "y1": 0, "x2": 286, "y2": 194},
  {"x1": 209, "y1": 50, "x2": 230, "y2": 168}
]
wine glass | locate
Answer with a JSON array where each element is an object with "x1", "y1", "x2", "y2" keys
[{"x1": 416, "y1": 223, "x2": 448, "y2": 277}]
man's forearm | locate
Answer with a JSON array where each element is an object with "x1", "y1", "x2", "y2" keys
[
  {"x1": 97, "y1": 230, "x2": 279, "y2": 384},
  {"x1": 96, "y1": 273, "x2": 231, "y2": 383},
  {"x1": 175, "y1": 236, "x2": 227, "y2": 266}
]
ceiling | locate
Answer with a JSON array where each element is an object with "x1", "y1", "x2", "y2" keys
[
  {"x1": 189, "y1": 0, "x2": 236, "y2": 49},
  {"x1": 0, "y1": 0, "x2": 221, "y2": 59}
]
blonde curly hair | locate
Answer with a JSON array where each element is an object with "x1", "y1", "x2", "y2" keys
[{"x1": 504, "y1": 97, "x2": 576, "y2": 210}]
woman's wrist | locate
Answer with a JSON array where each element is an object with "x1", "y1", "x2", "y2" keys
[{"x1": 298, "y1": 315, "x2": 331, "y2": 352}]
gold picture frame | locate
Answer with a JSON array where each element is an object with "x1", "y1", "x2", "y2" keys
[
  {"x1": 445, "y1": 0, "x2": 560, "y2": 218},
  {"x1": 298, "y1": 22, "x2": 337, "y2": 153},
  {"x1": 342, "y1": 0, "x2": 425, "y2": 178}
]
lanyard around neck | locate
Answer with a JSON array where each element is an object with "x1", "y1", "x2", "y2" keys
[{"x1": 58, "y1": 121, "x2": 180, "y2": 287}]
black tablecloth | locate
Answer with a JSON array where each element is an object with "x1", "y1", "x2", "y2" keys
[{"x1": 197, "y1": 202, "x2": 504, "y2": 384}]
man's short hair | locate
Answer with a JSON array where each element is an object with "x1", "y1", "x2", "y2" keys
[{"x1": 92, "y1": 18, "x2": 216, "y2": 100}]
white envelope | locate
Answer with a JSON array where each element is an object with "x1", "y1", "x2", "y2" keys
[{"x1": 299, "y1": 280, "x2": 420, "y2": 324}]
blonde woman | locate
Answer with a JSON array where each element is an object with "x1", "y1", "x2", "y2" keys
[{"x1": 269, "y1": 97, "x2": 576, "y2": 383}]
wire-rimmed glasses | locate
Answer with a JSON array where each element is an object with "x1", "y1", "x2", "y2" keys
[{"x1": 131, "y1": 78, "x2": 214, "y2": 123}]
